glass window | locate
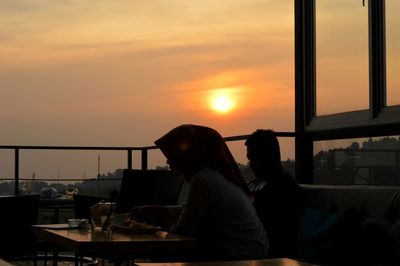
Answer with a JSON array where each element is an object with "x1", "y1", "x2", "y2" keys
[
  {"x1": 277, "y1": 137, "x2": 296, "y2": 178},
  {"x1": 0, "y1": 150, "x2": 14, "y2": 196},
  {"x1": 316, "y1": 0, "x2": 369, "y2": 115},
  {"x1": 19, "y1": 150, "x2": 124, "y2": 197},
  {"x1": 314, "y1": 136, "x2": 400, "y2": 185},
  {"x1": 386, "y1": 0, "x2": 400, "y2": 106}
]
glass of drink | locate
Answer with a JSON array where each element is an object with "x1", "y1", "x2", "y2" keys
[{"x1": 90, "y1": 201, "x2": 115, "y2": 234}]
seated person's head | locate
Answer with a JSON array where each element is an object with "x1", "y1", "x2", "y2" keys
[
  {"x1": 155, "y1": 124, "x2": 227, "y2": 179},
  {"x1": 245, "y1": 129, "x2": 282, "y2": 180},
  {"x1": 155, "y1": 124, "x2": 252, "y2": 196}
]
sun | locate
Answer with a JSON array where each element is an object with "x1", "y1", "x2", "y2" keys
[
  {"x1": 209, "y1": 88, "x2": 236, "y2": 114},
  {"x1": 212, "y1": 95, "x2": 233, "y2": 113}
]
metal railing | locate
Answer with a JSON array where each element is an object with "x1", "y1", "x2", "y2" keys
[{"x1": 0, "y1": 132, "x2": 296, "y2": 195}]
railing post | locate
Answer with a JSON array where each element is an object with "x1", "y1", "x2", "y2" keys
[
  {"x1": 127, "y1": 149, "x2": 133, "y2": 170},
  {"x1": 141, "y1": 149, "x2": 148, "y2": 170},
  {"x1": 14, "y1": 148, "x2": 19, "y2": 195}
]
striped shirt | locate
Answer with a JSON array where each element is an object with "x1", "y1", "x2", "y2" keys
[{"x1": 171, "y1": 167, "x2": 269, "y2": 260}]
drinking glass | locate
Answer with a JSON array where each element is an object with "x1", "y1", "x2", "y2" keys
[{"x1": 90, "y1": 201, "x2": 115, "y2": 234}]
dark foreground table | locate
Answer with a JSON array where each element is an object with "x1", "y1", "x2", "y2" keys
[{"x1": 135, "y1": 258, "x2": 319, "y2": 266}]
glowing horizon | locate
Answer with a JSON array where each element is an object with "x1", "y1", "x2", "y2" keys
[{"x1": 2, "y1": 1, "x2": 398, "y2": 180}]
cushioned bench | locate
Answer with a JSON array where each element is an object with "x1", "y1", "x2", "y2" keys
[{"x1": 298, "y1": 185, "x2": 400, "y2": 266}]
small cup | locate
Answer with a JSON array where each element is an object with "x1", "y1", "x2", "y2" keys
[
  {"x1": 68, "y1": 218, "x2": 90, "y2": 228},
  {"x1": 67, "y1": 219, "x2": 80, "y2": 227}
]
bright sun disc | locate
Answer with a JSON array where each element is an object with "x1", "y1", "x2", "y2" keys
[{"x1": 211, "y1": 95, "x2": 234, "y2": 114}]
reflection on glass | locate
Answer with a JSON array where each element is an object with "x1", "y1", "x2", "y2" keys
[
  {"x1": 386, "y1": 0, "x2": 400, "y2": 106},
  {"x1": 316, "y1": 0, "x2": 369, "y2": 115},
  {"x1": 314, "y1": 136, "x2": 400, "y2": 185}
]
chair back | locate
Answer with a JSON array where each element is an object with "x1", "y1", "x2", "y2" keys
[
  {"x1": 0, "y1": 194, "x2": 40, "y2": 259},
  {"x1": 115, "y1": 169, "x2": 183, "y2": 213}
]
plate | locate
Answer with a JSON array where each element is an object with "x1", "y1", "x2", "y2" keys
[
  {"x1": 111, "y1": 224, "x2": 161, "y2": 234},
  {"x1": 33, "y1": 224, "x2": 79, "y2": 229}
]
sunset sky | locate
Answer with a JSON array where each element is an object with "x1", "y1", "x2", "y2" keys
[{"x1": 0, "y1": 1, "x2": 398, "y2": 179}]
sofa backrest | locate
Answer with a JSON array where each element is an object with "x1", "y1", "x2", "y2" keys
[
  {"x1": 300, "y1": 185, "x2": 400, "y2": 265},
  {"x1": 301, "y1": 185, "x2": 400, "y2": 218}
]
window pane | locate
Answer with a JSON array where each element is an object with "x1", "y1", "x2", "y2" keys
[
  {"x1": 386, "y1": 0, "x2": 400, "y2": 106},
  {"x1": 314, "y1": 136, "x2": 400, "y2": 185},
  {"x1": 316, "y1": 0, "x2": 369, "y2": 115}
]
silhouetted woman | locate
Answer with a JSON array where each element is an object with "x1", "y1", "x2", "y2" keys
[{"x1": 155, "y1": 124, "x2": 269, "y2": 260}]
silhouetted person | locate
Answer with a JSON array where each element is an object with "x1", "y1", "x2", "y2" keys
[
  {"x1": 134, "y1": 124, "x2": 269, "y2": 260},
  {"x1": 245, "y1": 129, "x2": 305, "y2": 258}
]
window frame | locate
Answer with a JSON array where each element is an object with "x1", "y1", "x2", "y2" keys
[{"x1": 295, "y1": 0, "x2": 400, "y2": 184}]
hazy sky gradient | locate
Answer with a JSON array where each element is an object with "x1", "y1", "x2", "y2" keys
[
  {"x1": 0, "y1": 0, "x2": 294, "y2": 142},
  {"x1": 1, "y1": 1, "x2": 294, "y2": 179},
  {"x1": 1, "y1": 1, "x2": 398, "y2": 180}
]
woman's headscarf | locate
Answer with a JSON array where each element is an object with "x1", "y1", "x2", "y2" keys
[{"x1": 155, "y1": 124, "x2": 252, "y2": 197}]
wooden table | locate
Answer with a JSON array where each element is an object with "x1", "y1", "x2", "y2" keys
[
  {"x1": 135, "y1": 258, "x2": 319, "y2": 266},
  {"x1": 33, "y1": 224, "x2": 199, "y2": 264}
]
